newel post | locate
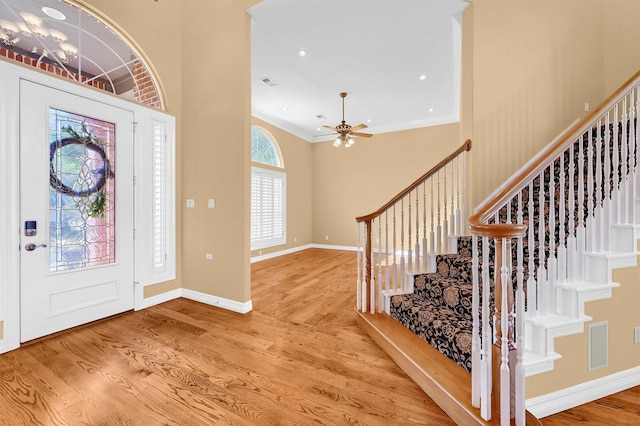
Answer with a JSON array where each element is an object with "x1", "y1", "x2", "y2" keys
[{"x1": 364, "y1": 219, "x2": 373, "y2": 312}]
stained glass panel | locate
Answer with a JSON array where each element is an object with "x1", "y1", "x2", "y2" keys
[{"x1": 49, "y1": 109, "x2": 116, "y2": 272}]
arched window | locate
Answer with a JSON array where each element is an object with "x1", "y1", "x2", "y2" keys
[
  {"x1": 251, "y1": 127, "x2": 282, "y2": 167},
  {"x1": 251, "y1": 127, "x2": 285, "y2": 250},
  {"x1": 0, "y1": 0, "x2": 163, "y2": 109}
]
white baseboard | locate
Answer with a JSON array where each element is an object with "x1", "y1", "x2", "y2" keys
[
  {"x1": 526, "y1": 366, "x2": 640, "y2": 418},
  {"x1": 311, "y1": 243, "x2": 358, "y2": 251},
  {"x1": 250, "y1": 243, "x2": 358, "y2": 263},
  {"x1": 182, "y1": 289, "x2": 253, "y2": 314},
  {"x1": 138, "y1": 288, "x2": 252, "y2": 314},
  {"x1": 137, "y1": 288, "x2": 182, "y2": 310},
  {"x1": 251, "y1": 244, "x2": 313, "y2": 263}
]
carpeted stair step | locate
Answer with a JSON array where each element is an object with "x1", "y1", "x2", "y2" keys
[
  {"x1": 389, "y1": 293, "x2": 473, "y2": 372},
  {"x1": 414, "y1": 274, "x2": 473, "y2": 316}
]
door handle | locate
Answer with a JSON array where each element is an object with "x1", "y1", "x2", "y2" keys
[{"x1": 24, "y1": 243, "x2": 47, "y2": 252}]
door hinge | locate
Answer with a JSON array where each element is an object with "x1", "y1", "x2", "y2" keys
[
  {"x1": 132, "y1": 121, "x2": 138, "y2": 132},
  {"x1": 133, "y1": 175, "x2": 136, "y2": 186},
  {"x1": 133, "y1": 228, "x2": 136, "y2": 239}
]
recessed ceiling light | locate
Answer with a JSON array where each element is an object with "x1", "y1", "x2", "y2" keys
[
  {"x1": 282, "y1": 107, "x2": 288, "y2": 112},
  {"x1": 428, "y1": 108, "x2": 435, "y2": 112},
  {"x1": 298, "y1": 49, "x2": 307, "y2": 57},
  {"x1": 316, "y1": 127, "x2": 321, "y2": 131},
  {"x1": 42, "y1": 7, "x2": 66, "y2": 21},
  {"x1": 419, "y1": 74, "x2": 427, "y2": 81},
  {"x1": 367, "y1": 118, "x2": 372, "y2": 123}
]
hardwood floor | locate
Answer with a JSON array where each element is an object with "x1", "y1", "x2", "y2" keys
[
  {"x1": 0, "y1": 248, "x2": 454, "y2": 425},
  {"x1": 4, "y1": 248, "x2": 639, "y2": 425},
  {"x1": 542, "y1": 385, "x2": 640, "y2": 425}
]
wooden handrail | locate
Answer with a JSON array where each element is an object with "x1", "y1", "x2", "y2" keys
[
  {"x1": 356, "y1": 139, "x2": 472, "y2": 223},
  {"x1": 469, "y1": 69, "x2": 640, "y2": 231}
]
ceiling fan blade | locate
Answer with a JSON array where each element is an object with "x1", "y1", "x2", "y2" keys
[
  {"x1": 349, "y1": 124, "x2": 368, "y2": 131},
  {"x1": 322, "y1": 125, "x2": 338, "y2": 131},
  {"x1": 350, "y1": 132, "x2": 373, "y2": 138}
]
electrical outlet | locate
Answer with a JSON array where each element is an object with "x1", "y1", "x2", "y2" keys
[
  {"x1": 208, "y1": 199, "x2": 215, "y2": 208},
  {"x1": 205, "y1": 253, "x2": 213, "y2": 260},
  {"x1": 186, "y1": 199, "x2": 195, "y2": 208},
  {"x1": 325, "y1": 235, "x2": 329, "y2": 240},
  {"x1": 634, "y1": 327, "x2": 640, "y2": 344}
]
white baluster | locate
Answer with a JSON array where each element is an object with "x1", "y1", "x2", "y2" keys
[
  {"x1": 596, "y1": 116, "x2": 604, "y2": 252},
  {"x1": 587, "y1": 124, "x2": 595, "y2": 252},
  {"x1": 630, "y1": 88, "x2": 638, "y2": 224},
  {"x1": 577, "y1": 134, "x2": 586, "y2": 281},
  {"x1": 378, "y1": 216, "x2": 383, "y2": 312},
  {"x1": 357, "y1": 222, "x2": 361, "y2": 311},
  {"x1": 527, "y1": 181, "x2": 538, "y2": 317},
  {"x1": 472, "y1": 234, "x2": 480, "y2": 408},
  {"x1": 548, "y1": 162, "x2": 557, "y2": 312},
  {"x1": 437, "y1": 171, "x2": 442, "y2": 253},
  {"x1": 604, "y1": 110, "x2": 612, "y2": 251},
  {"x1": 423, "y1": 182, "x2": 429, "y2": 271},
  {"x1": 567, "y1": 142, "x2": 576, "y2": 282},
  {"x1": 612, "y1": 105, "x2": 619, "y2": 228},
  {"x1": 443, "y1": 167, "x2": 449, "y2": 252},
  {"x1": 430, "y1": 179, "x2": 436, "y2": 254},
  {"x1": 538, "y1": 173, "x2": 548, "y2": 315},
  {"x1": 456, "y1": 154, "x2": 462, "y2": 237},
  {"x1": 499, "y1": 238, "x2": 511, "y2": 426},
  {"x1": 415, "y1": 189, "x2": 421, "y2": 271},
  {"x1": 515, "y1": 234, "x2": 526, "y2": 426},
  {"x1": 393, "y1": 205, "x2": 398, "y2": 292},
  {"x1": 450, "y1": 160, "x2": 456, "y2": 238},
  {"x1": 480, "y1": 236, "x2": 492, "y2": 421},
  {"x1": 462, "y1": 150, "x2": 468, "y2": 233},
  {"x1": 408, "y1": 195, "x2": 413, "y2": 273},
  {"x1": 371, "y1": 219, "x2": 376, "y2": 313},
  {"x1": 385, "y1": 210, "x2": 390, "y2": 295},
  {"x1": 558, "y1": 150, "x2": 567, "y2": 283},
  {"x1": 401, "y1": 199, "x2": 406, "y2": 291}
]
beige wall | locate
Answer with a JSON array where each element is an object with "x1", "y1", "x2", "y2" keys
[
  {"x1": 250, "y1": 118, "x2": 313, "y2": 257},
  {"x1": 470, "y1": 0, "x2": 605, "y2": 207},
  {"x1": 312, "y1": 124, "x2": 461, "y2": 247},
  {"x1": 603, "y1": 0, "x2": 640, "y2": 93},
  {"x1": 527, "y1": 265, "x2": 640, "y2": 398}
]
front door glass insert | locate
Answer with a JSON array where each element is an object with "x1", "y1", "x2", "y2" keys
[{"x1": 49, "y1": 108, "x2": 116, "y2": 271}]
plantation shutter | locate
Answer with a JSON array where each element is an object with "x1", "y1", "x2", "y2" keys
[
  {"x1": 251, "y1": 167, "x2": 286, "y2": 250},
  {"x1": 152, "y1": 119, "x2": 167, "y2": 273}
]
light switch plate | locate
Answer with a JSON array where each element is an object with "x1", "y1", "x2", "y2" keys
[
  {"x1": 186, "y1": 199, "x2": 195, "y2": 208},
  {"x1": 208, "y1": 199, "x2": 215, "y2": 208}
]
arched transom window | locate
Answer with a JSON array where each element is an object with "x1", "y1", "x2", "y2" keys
[{"x1": 0, "y1": 0, "x2": 163, "y2": 109}]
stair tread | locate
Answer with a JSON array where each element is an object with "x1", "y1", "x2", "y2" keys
[{"x1": 526, "y1": 313, "x2": 591, "y2": 328}]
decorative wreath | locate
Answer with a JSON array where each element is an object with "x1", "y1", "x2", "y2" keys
[{"x1": 49, "y1": 123, "x2": 114, "y2": 218}]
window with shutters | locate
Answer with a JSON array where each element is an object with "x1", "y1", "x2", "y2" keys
[
  {"x1": 251, "y1": 127, "x2": 285, "y2": 250},
  {"x1": 152, "y1": 120, "x2": 168, "y2": 273}
]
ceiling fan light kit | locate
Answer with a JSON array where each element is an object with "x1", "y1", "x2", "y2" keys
[{"x1": 324, "y1": 92, "x2": 373, "y2": 148}]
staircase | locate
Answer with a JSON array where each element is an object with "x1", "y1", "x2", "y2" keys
[{"x1": 356, "y1": 71, "x2": 640, "y2": 426}]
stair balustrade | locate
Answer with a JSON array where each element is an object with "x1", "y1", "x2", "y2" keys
[
  {"x1": 469, "y1": 70, "x2": 640, "y2": 425},
  {"x1": 355, "y1": 140, "x2": 472, "y2": 314}
]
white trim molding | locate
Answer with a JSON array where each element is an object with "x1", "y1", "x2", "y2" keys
[
  {"x1": 526, "y1": 366, "x2": 640, "y2": 418},
  {"x1": 182, "y1": 289, "x2": 253, "y2": 314},
  {"x1": 137, "y1": 288, "x2": 253, "y2": 314}
]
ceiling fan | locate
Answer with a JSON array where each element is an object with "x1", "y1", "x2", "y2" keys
[{"x1": 321, "y1": 92, "x2": 373, "y2": 148}]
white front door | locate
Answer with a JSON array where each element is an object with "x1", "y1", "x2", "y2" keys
[{"x1": 19, "y1": 80, "x2": 135, "y2": 342}]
